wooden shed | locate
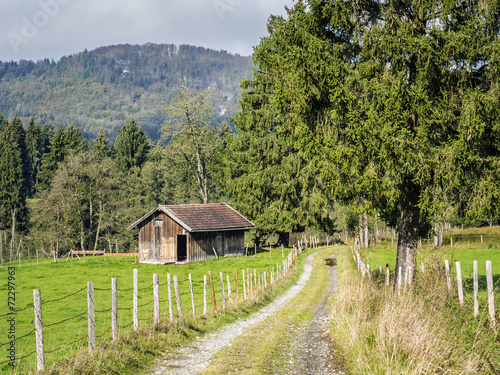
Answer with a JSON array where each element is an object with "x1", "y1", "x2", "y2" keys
[{"x1": 129, "y1": 203, "x2": 255, "y2": 264}]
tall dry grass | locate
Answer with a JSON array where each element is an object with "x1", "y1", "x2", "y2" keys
[{"x1": 330, "y1": 251, "x2": 499, "y2": 374}]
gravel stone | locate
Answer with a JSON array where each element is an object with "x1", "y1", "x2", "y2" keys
[{"x1": 151, "y1": 249, "x2": 344, "y2": 375}]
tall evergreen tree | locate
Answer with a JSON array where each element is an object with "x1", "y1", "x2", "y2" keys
[
  {"x1": 26, "y1": 118, "x2": 43, "y2": 196},
  {"x1": 114, "y1": 119, "x2": 151, "y2": 171},
  {"x1": 249, "y1": 0, "x2": 500, "y2": 283},
  {"x1": 40, "y1": 123, "x2": 54, "y2": 155},
  {"x1": 38, "y1": 125, "x2": 87, "y2": 190},
  {"x1": 220, "y1": 73, "x2": 335, "y2": 246},
  {"x1": 0, "y1": 113, "x2": 7, "y2": 131},
  {"x1": 93, "y1": 127, "x2": 112, "y2": 159},
  {"x1": 5, "y1": 117, "x2": 31, "y2": 198},
  {"x1": 0, "y1": 128, "x2": 28, "y2": 242}
]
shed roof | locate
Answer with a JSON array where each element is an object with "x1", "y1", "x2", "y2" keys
[{"x1": 128, "y1": 203, "x2": 255, "y2": 232}]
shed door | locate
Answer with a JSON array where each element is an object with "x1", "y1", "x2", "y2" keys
[
  {"x1": 177, "y1": 235, "x2": 187, "y2": 262},
  {"x1": 216, "y1": 233, "x2": 224, "y2": 257}
]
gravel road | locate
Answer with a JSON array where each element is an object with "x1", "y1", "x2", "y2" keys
[{"x1": 151, "y1": 249, "x2": 343, "y2": 375}]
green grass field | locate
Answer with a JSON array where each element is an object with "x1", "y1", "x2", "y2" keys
[
  {"x1": 357, "y1": 226, "x2": 500, "y2": 290},
  {"x1": 0, "y1": 248, "x2": 294, "y2": 374}
]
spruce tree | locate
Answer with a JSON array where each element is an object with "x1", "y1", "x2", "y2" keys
[
  {"x1": 220, "y1": 73, "x2": 335, "y2": 246},
  {"x1": 5, "y1": 117, "x2": 31, "y2": 199},
  {"x1": 40, "y1": 123, "x2": 54, "y2": 155},
  {"x1": 38, "y1": 125, "x2": 87, "y2": 190},
  {"x1": 26, "y1": 118, "x2": 43, "y2": 196},
  {"x1": 93, "y1": 127, "x2": 112, "y2": 159},
  {"x1": 249, "y1": 0, "x2": 500, "y2": 283},
  {"x1": 0, "y1": 128, "x2": 28, "y2": 235},
  {"x1": 114, "y1": 119, "x2": 150, "y2": 171},
  {"x1": 0, "y1": 112, "x2": 7, "y2": 131}
]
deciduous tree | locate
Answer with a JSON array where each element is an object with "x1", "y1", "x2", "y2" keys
[{"x1": 162, "y1": 86, "x2": 231, "y2": 204}]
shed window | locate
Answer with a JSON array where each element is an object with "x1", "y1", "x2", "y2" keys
[{"x1": 155, "y1": 219, "x2": 163, "y2": 226}]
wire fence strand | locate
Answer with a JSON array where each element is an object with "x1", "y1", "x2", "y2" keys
[{"x1": 45, "y1": 310, "x2": 88, "y2": 328}]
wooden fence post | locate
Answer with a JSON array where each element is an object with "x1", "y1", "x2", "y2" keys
[
  {"x1": 234, "y1": 269, "x2": 239, "y2": 302},
  {"x1": 33, "y1": 289, "x2": 45, "y2": 371},
  {"x1": 445, "y1": 260, "x2": 451, "y2": 291},
  {"x1": 254, "y1": 269, "x2": 257, "y2": 291},
  {"x1": 385, "y1": 264, "x2": 390, "y2": 286},
  {"x1": 486, "y1": 261, "x2": 496, "y2": 329},
  {"x1": 87, "y1": 281, "x2": 95, "y2": 352},
  {"x1": 266, "y1": 266, "x2": 270, "y2": 286},
  {"x1": 249, "y1": 272, "x2": 253, "y2": 297},
  {"x1": 247, "y1": 269, "x2": 250, "y2": 293},
  {"x1": 227, "y1": 275, "x2": 232, "y2": 304},
  {"x1": 220, "y1": 272, "x2": 226, "y2": 310},
  {"x1": 203, "y1": 275, "x2": 207, "y2": 315},
  {"x1": 167, "y1": 273, "x2": 173, "y2": 321},
  {"x1": 456, "y1": 262, "x2": 464, "y2": 306},
  {"x1": 473, "y1": 260, "x2": 479, "y2": 317},
  {"x1": 174, "y1": 275, "x2": 182, "y2": 317},
  {"x1": 133, "y1": 269, "x2": 138, "y2": 331},
  {"x1": 111, "y1": 278, "x2": 117, "y2": 340},
  {"x1": 153, "y1": 273, "x2": 160, "y2": 324},
  {"x1": 264, "y1": 272, "x2": 267, "y2": 288},
  {"x1": 254, "y1": 244, "x2": 256, "y2": 256},
  {"x1": 189, "y1": 273, "x2": 195, "y2": 317},
  {"x1": 208, "y1": 271, "x2": 216, "y2": 312},
  {"x1": 242, "y1": 269, "x2": 247, "y2": 301},
  {"x1": 481, "y1": 235, "x2": 484, "y2": 246},
  {"x1": 450, "y1": 237, "x2": 453, "y2": 248}
]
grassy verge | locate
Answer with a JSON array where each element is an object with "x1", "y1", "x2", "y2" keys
[
  {"x1": 199, "y1": 246, "x2": 341, "y2": 374},
  {"x1": 0, "y1": 248, "x2": 297, "y2": 374},
  {"x1": 330, "y1": 250, "x2": 500, "y2": 374}
]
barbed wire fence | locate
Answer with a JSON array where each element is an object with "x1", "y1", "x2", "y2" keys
[
  {"x1": 352, "y1": 247, "x2": 500, "y2": 332},
  {"x1": 0, "y1": 244, "x2": 312, "y2": 373}
]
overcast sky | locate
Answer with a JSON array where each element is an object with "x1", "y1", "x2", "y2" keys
[{"x1": 1, "y1": 0, "x2": 293, "y2": 62}]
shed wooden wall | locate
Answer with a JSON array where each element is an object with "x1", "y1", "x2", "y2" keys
[
  {"x1": 138, "y1": 212, "x2": 186, "y2": 263},
  {"x1": 188, "y1": 230, "x2": 245, "y2": 262},
  {"x1": 138, "y1": 213, "x2": 246, "y2": 263}
]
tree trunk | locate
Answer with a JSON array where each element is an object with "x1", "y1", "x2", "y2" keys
[
  {"x1": 80, "y1": 223, "x2": 85, "y2": 252},
  {"x1": 195, "y1": 148, "x2": 208, "y2": 204},
  {"x1": 0, "y1": 231, "x2": 3, "y2": 264},
  {"x1": 395, "y1": 178, "x2": 420, "y2": 286},
  {"x1": 278, "y1": 232, "x2": 289, "y2": 247},
  {"x1": 10, "y1": 209, "x2": 16, "y2": 262},
  {"x1": 364, "y1": 213, "x2": 369, "y2": 248},
  {"x1": 255, "y1": 230, "x2": 261, "y2": 248},
  {"x1": 359, "y1": 215, "x2": 364, "y2": 248},
  {"x1": 93, "y1": 202, "x2": 103, "y2": 252}
]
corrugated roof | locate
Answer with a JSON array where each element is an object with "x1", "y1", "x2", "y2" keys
[{"x1": 129, "y1": 203, "x2": 255, "y2": 232}]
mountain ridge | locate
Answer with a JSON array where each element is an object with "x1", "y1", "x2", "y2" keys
[{"x1": 0, "y1": 43, "x2": 254, "y2": 140}]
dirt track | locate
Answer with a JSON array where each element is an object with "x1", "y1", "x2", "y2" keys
[{"x1": 151, "y1": 249, "x2": 344, "y2": 375}]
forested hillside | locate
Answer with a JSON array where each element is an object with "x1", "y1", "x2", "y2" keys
[{"x1": 0, "y1": 43, "x2": 253, "y2": 140}]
